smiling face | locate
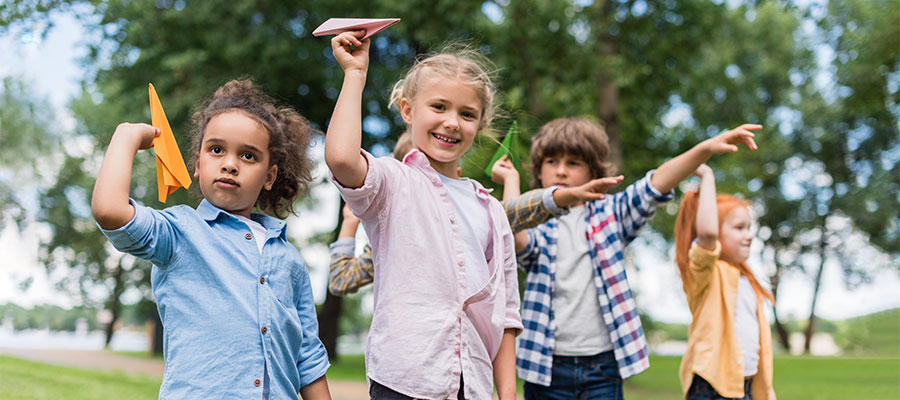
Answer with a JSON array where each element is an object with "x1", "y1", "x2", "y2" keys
[
  {"x1": 400, "y1": 77, "x2": 482, "y2": 178},
  {"x1": 193, "y1": 111, "x2": 277, "y2": 218},
  {"x1": 719, "y1": 205, "x2": 753, "y2": 263},
  {"x1": 538, "y1": 153, "x2": 593, "y2": 189}
]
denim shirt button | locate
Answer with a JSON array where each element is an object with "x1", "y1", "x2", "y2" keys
[
  {"x1": 254, "y1": 379, "x2": 261, "y2": 387},
  {"x1": 259, "y1": 277, "x2": 265, "y2": 284},
  {"x1": 244, "y1": 233, "x2": 252, "y2": 240},
  {"x1": 261, "y1": 326, "x2": 267, "y2": 334}
]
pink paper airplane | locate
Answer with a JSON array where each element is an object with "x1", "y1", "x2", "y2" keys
[{"x1": 312, "y1": 18, "x2": 400, "y2": 40}]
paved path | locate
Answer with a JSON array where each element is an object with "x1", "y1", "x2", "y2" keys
[{"x1": 0, "y1": 347, "x2": 370, "y2": 400}]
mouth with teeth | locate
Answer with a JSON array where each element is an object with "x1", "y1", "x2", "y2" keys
[{"x1": 431, "y1": 132, "x2": 461, "y2": 146}]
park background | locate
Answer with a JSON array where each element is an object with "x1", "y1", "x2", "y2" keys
[{"x1": 0, "y1": 0, "x2": 897, "y2": 399}]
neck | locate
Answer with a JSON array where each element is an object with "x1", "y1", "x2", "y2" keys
[{"x1": 423, "y1": 154, "x2": 460, "y2": 178}]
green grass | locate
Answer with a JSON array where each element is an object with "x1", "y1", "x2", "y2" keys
[
  {"x1": 0, "y1": 355, "x2": 160, "y2": 400},
  {"x1": 3, "y1": 354, "x2": 897, "y2": 399}
]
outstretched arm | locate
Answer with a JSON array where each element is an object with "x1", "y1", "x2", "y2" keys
[
  {"x1": 694, "y1": 164, "x2": 718, "y2": 251},
  {"x1": 91, "y1": 123, "x2": 159, "y2": 230},
  {"x1": 652, "y1": 124, "x2": 761, "y2": 193},
  {"x1": 324, "y1": 30, "x2": 371, "y2": 189}
]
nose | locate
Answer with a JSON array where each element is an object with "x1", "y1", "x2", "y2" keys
[
  {"x1": 555, "y1": 163, "x2": 568, "y2": 177},
  {"x1": 443, "y1": 115, "x2": 459, "y2": 132},
  {"x1": 221, "y1": 156, "x2": 238, "y2": 175}
]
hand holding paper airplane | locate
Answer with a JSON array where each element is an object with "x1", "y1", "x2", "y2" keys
[
  {"x1": 313, "y1": 18, "x2": 400, "y2": 39},
  {"x1": 484, "y1": 121, "x2": 522, "y2": 178},
  {"x1": 148, "y1": 83, "x2": 191, "y2": 203}
]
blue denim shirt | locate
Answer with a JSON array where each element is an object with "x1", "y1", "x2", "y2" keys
[{"x1": 101, "y1": 199, "x2": 329, "y2": 399}]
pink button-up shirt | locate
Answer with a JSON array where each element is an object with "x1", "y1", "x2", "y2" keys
[{"x1": 331, "y1": 149, "x2": 523, "y2": 399}]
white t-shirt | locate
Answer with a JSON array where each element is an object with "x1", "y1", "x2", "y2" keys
[
  {"x1": 552, "y1": 205, "x2": 613, "y2": 355},
  {"x1": 734, "y1": 275, "x2": 760, "y2": 376},
  {"x1": 439, "y1": 174, "x2": 491, "y2": 297},
  {"x1": 235, "y1": 214, "x2": 267, "y2": 253}
]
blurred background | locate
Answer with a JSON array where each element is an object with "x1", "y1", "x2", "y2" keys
[{"x1": 0, "y1": 0, "x2": 897, "y2": 399}]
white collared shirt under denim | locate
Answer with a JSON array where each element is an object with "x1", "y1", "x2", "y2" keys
[
  {"x1": 330, "y1": 149, "x2": 523, "y2": 399},
  {"x1": 100, "y1": 199, "x2": 329, "y2": 399}
]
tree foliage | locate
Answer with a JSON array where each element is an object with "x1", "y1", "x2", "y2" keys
[{"x1": 3, "y1": 0, "x2": 897, "y2": 356}]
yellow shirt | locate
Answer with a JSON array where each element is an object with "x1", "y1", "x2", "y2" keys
[{"x1": 679, "y1": 241, "x2": 773, "y2": 399}]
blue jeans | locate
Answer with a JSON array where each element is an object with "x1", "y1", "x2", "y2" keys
[
  {"x1": 369, "y1": 375, "x2": 465, "y2": 399},
  {"x1": 687, "y1": 375, "x2": 752, "y2": 400},
  {"x1": 524, "y1": 351, "x2": 623, "y2": 400}
]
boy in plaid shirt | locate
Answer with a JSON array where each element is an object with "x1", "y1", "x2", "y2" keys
[{"x1": 513, "y1": 118, "x2": 761, "y2": 399}]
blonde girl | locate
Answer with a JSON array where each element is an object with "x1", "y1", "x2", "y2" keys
[
  {"x1": 324, "y1": 31, "x2": 522, "y2": 399},
  {"x1": 674, "y1": 164, "x2": 777, "y2": 400}
]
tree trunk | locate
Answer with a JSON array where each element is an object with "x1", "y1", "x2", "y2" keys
[
  {"x1": 103, "y1": 262, "x2": 126, "y2": 348},
  {"x1": 150, "y1": 311, "x2": 164, "y2": 356},
  {"x1": 316, "y1": 198, "x2": 347, "y2": 361},
  {"x1": 593, "y1": 2, "x2": 624, "y2": 173},
  {"x1": 803, "y1": 234, "x2": 828, "y2": 354},
  {"x1": 768, "y1": 264, "x2": 791, "y2": 351}
]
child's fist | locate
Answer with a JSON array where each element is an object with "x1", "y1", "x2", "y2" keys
[
  {"x1": 694, "y1": 164, "x2": 713, "y2": 178},
  {"x1": 705, "y1": 124, "x2": 761, "y2": 154},
  {"x1": 331, "y1": 30, "x2": 370, "y2": 73},
  {"x1": 115, "y1": 122, "x2": 159, "y2": 150},
  {"x1": 341, "y1": 204, "x2": 360, "y2": 225},
  {"x1": 490, "y1": 155, "x2": 518, "y2": 185}
]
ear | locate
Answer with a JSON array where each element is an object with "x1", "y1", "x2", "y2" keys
[
  {"x1": 193, "y1": 154, "x2": 201, "y2": 179},
  {"x1": 400, "y1": 97, "x2": 413, "y2": 125},
  {"x1": 263, "y1": 164, "x2": 278, "y2": 191}
]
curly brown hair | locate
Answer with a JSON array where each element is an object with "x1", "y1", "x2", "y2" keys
[
  {"x1": 529, "y1": 117, "x2": 613, "y2": 188},
  {"x1": 188, "y1": 79, "x2": 314, "y2": 219}
]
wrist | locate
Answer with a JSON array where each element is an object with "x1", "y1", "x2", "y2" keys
[{"x1": 343, "y1": 69, "x2": 367, "y2": 81}]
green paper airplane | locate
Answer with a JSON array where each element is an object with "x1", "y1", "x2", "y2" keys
[{"x1": 484, "y1": 121, "x2": 521, "y2": 177}]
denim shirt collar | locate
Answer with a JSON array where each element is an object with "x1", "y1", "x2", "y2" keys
[
  {"x1": 402, "y1": 148, "x2": 494, "y2": 200},
  {"x1": 196, "y1": 198, "x2": 287, "y2": 239}
]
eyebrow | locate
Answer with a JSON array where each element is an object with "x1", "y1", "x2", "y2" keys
[{"x1": 203, "y1": 138, "x2": 264, "y2": 154}]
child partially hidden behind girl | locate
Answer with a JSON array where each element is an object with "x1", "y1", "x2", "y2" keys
[
  {"x1": 92, "y1": 80, "x2": 330, "y2": 399},
  {"x1": 675, "y1": 164, "x2": 777, "y2": 400}
]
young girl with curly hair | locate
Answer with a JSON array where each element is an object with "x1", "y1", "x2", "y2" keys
[{"x1": 92, "y1": 79, "x2": 331, "y2": 399}]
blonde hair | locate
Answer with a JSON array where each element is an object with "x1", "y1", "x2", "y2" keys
[
  {"x1": 392, "y1": 130, "x2": 413, "y2": 160},
  {"x1": 389, "y1": 46, "x2": 497, "y2": 132},
  {"x1": 529, "y1": 117, "x2": 613, "y2": 188},
  {"x1": 674, "y1": 192, "x2": 774, "y2": 303}
]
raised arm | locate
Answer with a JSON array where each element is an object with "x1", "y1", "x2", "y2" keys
[
  {"x1": 490, "y1": 155, "x2": 521, "y2": 201},
  {"x1": 91, "y1": 123, "x2": 159, "y2": 230},
  {"x1": 324, "y1": 30, "x2": 371, "y2": 189},
  {"x1": 694, "y1": 164, "x2": 718, "y2": 251},
  {"x1": 652, "y1": 124, "x2": 761, "y2": 193}
]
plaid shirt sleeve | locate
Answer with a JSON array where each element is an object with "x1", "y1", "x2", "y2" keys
[
  {"x1": 501, "y1": 187, "x2": 568, "y2": 233},
  {"x1": 327, "y1": 238, "x2": 374, "y2": 296},
  {"x1": 610, "y1": 170, "x2": 675, "y2": 244}
]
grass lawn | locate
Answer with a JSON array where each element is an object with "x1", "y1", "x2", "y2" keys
[
  {"x1": 0, "y1": 355, "x2": 160, "y2": 400},
  {"x1": 332, "y1": 354, "x2": 900, "y2": 400},
  {"x1": 2, "y1": 354, "x2": 896, "y2": 399}
]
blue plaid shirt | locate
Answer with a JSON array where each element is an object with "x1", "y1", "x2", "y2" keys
[{"x1": 515, "y1": 171, "x2": 674, "y2": 386}]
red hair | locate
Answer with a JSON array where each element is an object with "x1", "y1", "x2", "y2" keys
[{"x1": 675, "y1": 192, "x2": 774, "y2": 303}]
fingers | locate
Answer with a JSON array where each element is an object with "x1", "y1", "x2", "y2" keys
[{"x1": 334, "y1": 30, "x2": 365, "y2": 48}]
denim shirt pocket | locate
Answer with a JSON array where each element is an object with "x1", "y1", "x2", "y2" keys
[{"x1": 266, "y1": 252, "x2": 299, "y2": 308}]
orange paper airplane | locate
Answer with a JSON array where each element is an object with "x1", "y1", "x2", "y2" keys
[
  {"x1": 149, "y1": 83, "x2": 191, "y2": 202},
  {"x1": 312, "y1": 18, "x2": 400, "y2": 40}
]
